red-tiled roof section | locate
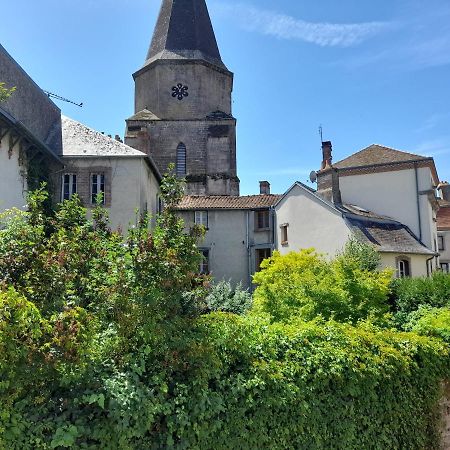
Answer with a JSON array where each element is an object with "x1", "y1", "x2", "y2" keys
[
  {"x1": 334, "y1": 144, "x2": 429, "y2": 169},
  {"x1": 176, "y1": 194, "x2": 282, "y2": 210},
  {"x1": 438, "y1": 205, "x2": 450, "y2": 230}
]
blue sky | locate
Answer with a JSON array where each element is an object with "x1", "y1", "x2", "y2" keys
[{"x1": 1, "y1": 0, "x2": 449, "y2": 195}]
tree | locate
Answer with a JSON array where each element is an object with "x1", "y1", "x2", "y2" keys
[{"x1": 0, "y1": 82, "x2": 15, "y2": 103}]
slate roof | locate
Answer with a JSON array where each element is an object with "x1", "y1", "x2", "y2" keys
[
  {"x1": 334, "y1": 144, "x2": 430, "y2": 169},
  {"x1": 175, "y1": 194, "x2": 282, "y2": 210},
  {"x1": 145, "y1": 0, "x2": 226, "y2": 70},
  {"x1": 61, "y1": 116, "x2": 147, "y2": 157},
  {"x1": 438, "y1": 204, "x2": 450, "y2": 231},
  {"x1": 346, "y1": 217, "x2": 435, "y2": 255}
]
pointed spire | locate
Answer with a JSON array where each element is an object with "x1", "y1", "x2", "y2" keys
[{"x1": 146, "y1": 0, "x2": 226, "y2": 69}]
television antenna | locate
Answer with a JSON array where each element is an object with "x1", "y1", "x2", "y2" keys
[{"x1": 43, "y1": 90, "x2": 83, "y2": 108}]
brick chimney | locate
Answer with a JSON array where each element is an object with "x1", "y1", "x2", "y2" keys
[
  {"x1": 260, "y1": 181, "x2": 270, "y2": 194},
  {"x1": 321, "y1": 141, "x2": 333, "y2": 170},
  {"x1": 439, "y1": 182, "x2": 450, "y2": 201}
]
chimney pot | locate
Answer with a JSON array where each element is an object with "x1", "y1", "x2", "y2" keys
[
  {"x1": 259, "y1": 181, "x2": 270, "y2": 195},
  {"x1": 321, "y1": 141, "x2": 333, "y2": 170},
  {"x1": 439, "y1": 181, "x2": 450, "y2": 201}
]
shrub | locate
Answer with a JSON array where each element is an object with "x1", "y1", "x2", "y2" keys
[
  {"x1": 402, "y1": 306, "x2": 450, "y2": 343},
  {"x1": 252, "y1": 249, "x2": 392, "y2": 324},
  {"x1": 205, "y1": 280, "x2": 253, "y2": 314},
  {"x1": 338, "y1": 237, "x2": 381, "y2": 272}
]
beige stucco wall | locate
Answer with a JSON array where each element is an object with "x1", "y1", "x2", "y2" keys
[
  {"x1": 439, "y1": 230, "x2": 450, "y2": 268},
  {"x1": 338, "y1": 167, "x2": 437, "y2": 262},
  {"x1": 275, "y1": 184, "x2": 351, "y2": 257},
  {"x1": 0, "y1": 132, "x2": 27, "y2": 212},
  {"x1": 379, "y1": 253, "x2": 429, "y2": 278},
  {"x1": 178, "y1": 209, "x2": 274, "y2": 289},
  {"x1": 61, "y1": 157, "x2": 159, "y2": 232}
]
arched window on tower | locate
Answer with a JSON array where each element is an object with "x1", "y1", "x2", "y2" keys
[{"x1": 176, "y1": 143, "x2": 187, "y2": 177}]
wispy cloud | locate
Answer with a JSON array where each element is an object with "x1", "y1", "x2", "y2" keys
[
  {"x1": 414, "y1": 138, "x2": 450, "y2": 158},
  {"x1": 213, "y1": 3, "x2": 389, "y2": 47}
]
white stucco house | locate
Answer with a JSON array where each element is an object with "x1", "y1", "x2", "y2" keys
[
  {"x1": 175, "y1": 182, "x2": 280, "y2": 289},
  {"x1": 60, "y1": 117, "x2": 161, "y2": 231}
]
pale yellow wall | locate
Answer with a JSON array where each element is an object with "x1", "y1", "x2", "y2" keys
[
  {"x1": 275, "y1": 184, "x2": 351, "y2": 257},
  {"x1": 380, "y1": 253, "x2": 429, "y2": 278},
  {"x1": 0, "y1": 132, "x2": 27, "y2": 212},
  {"x1": 62, "y1": 157, "x2": 159, "y2": 232}
]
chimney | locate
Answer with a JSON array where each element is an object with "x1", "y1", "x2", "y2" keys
[
  {"x1": 331, "y1": 168, "x2": 342, "y2": 205},
  {"x1": 439, "y1": 181, "x2": 450, "y2": 201},
  {"x1": 321, "y1": 141, "x2": 333, "y2": 170},
  {"x1": 259, "y1": 181, "x2": 270, "y2": 195},
  {"x1": 115, "y1": 134, "x2": 123, "y2": 143}
]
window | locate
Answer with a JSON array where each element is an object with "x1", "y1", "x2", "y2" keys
[
  {"x1": 199, "y1": 250, "x2": 210, "y2": 274},
  {"x1": 256, "y1": 248, "x2": 272, "y2": 272},
  {"x1": 441, "y1": 263, "x2": 449, "y2": 274},
  {"x1": 438, "y1": 235, "x2": 445, "y2": 252},
  {"x1": 157, "y1": 195, "x2": 163, "y2": 214},
  {"x1": 280, "y1": 223, "x2": 289, "y2": 246},
  {"x1": 255, "y1": 210, "x2": 270, "y2": 230},
  {"x1": 397, "y1": 259, "x2": 411, "y2": 278},
  {"x1": 62, "y1": 174, "x2": 77, "y2": 201},
  {"x1": 91, "y1": 173, "x2": 105, "y2": 204},
  {"x1": 195, "y1": 211, "x2": 208, "y2": 228},
  {"x1": 176, "y1": 143, "x2": 187, "y2": 177}
]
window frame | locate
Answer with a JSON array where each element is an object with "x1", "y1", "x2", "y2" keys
[
  {"x1": 397, "y1": 258, "x2": 411, "y2": 278},
  {"x1": 62, "y1": 173, "x2": 77, "y2": 201},
  {"x1": 441, "y1": 263, "x2": 449, "y2": 274},
  {"x1": 199, "y1": 249, "x2": 210, "y2": 274},
  {"x1": 194, "y1": 210, "x2": 208, "y2": 229},
  {"x1": 176, "y1": 143, "x2": 187, "y2": 177},
  {"x1": 280, "y1": 223, "x2": 289, "y2": 246},
  {"x1": 255, "y1": 248, "x2": 272, "y2": 272},
  {"x1": 91, "y1": 173, "x2": 105, "y2": 205},
  {"x1": 438, "y1": 235, "x2": 445, "y2": 252},
  {"x1": 255, "y1": 210, "x2": 270, "y2": 231}
]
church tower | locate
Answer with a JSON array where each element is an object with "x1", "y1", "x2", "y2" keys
[{"x1": 125, "y1": 0, "x2": 239, "y2": 196}]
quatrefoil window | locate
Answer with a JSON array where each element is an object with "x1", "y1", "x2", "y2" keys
[{"x1": 172, "y1": 83, "x2": 189, "y2": 100}]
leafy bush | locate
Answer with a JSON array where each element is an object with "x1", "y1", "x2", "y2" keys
[
  {"x1": 205, "y1": 280, "x2": 253, "y2": 314},
  {"x1": 391, "y1": 272, "x2": 450, "y2": 326},
  {"x1": 402, "y1": 306, "x2": 450, "y2": 343},
  {"x1": 252, "y1": 249, "x2": 392, "y2": 324},
  {"x1": 338, "y1": 237, "x2": 381, "y2": 272}
]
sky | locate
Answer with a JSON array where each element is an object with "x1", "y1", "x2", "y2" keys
[{"x1": 1, "y1": 0, "x2": 450, "y2": 195}]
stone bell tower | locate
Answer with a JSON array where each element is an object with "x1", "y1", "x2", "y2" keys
[{"x1": 125, "y1": 0, "x2": 239, "y2": 196}]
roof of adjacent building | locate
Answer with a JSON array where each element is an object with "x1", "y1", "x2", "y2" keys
[
  {"x1": 61, "y1": 116, "x2": 147, "y2": 157},
  {"x1": 175, "y1": 194, "x2": 282, "y2": 210},
  {"x1": 334, "y1": 144, "x2": 430, "y2": 169},
  {"x1": 438, "y1": 203, "x2": 450, "y2": 231},
  {"x1": 346, "y1": 217, "x2": 436, "y2": 256},
  {"x1": 145, "y1": 0, "x2": 226, "y2": 70}
]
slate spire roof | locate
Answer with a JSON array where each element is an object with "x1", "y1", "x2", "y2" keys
[{"x1": 145, "y1": 0, "x2": 226, "y2": 69}]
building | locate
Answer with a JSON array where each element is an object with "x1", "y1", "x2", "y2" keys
[
  {"x1": 60, "y1": 116, "x2": 161, "y2": 231},
  {"x1": 0, "y1": 44, "x2": 63, "y2": 211},
  {"x1": 176, "y1": 182, "x2": 280, "y2": 289},
  {"x1": 275, "y1": 182, "x2": 436, "y2": 277},
  {"x1": 314, "y1": 142, "x2": 440, "y2": 274},
  {"x1": 125, "y1": 0, "x2": 239, "y2": 196},
  {"x1": 438, "y1": 182, "x2": 450, "y2": 273}
]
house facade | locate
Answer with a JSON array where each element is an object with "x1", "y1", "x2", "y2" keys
[
  {"x1": 438, "y1": 182, "x2": 450, "y2": 273},
  {"x1": 176, "y1": 183, "x2": 280, "y2": 289}
]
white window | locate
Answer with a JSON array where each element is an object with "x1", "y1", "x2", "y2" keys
[
  {"x1": 398, "y1": 259, "x2": 411, "y2": 278},
  {"x1": 199, "y1": 249, "x2": 209, "y2": 274},
  {"x1": 91, "y1": 173, "x2": 105, "y2": 204},
  {"x1": 195, "y1": 211, "x2": 208, "y2": 228},
  {"x1": 438, "y1": 235, "x2": 445, "y2": 252},
  {"x1": 176, "y1": 143, "x2": 187, "y2": 177},
  {"x1": 280, "y1": 223, "x2": 289, "y2": 246},
  {"x1": 62, "y1": 174, "x2": 77, "y2": 201},
  {"x1": 441, "y1": 263, "x2": 449, "y2": 273}
]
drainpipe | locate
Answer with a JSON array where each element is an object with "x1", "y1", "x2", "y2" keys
[
  {"x1": 426, "y1": 255, "x2": 435, "y2": 277},
  {"x1": 414, "y1": 163, "x2": 423, "y2": 241},
  {"x1": 270, "y1": 206, "x2": 276, "y2": 251},
  {"x1": 246, "y1": 211, "x2": 251, "y2": 289}
]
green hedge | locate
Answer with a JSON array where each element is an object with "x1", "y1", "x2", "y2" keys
[{"x1": 1, "y1": 306, "x2": 448, "y2": 449}]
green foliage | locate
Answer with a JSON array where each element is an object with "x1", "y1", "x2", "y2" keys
[
  {"x1": 402, "y1": 306, "x2": 450, "y2": 343},
  {"x1": 252, "y1": 249, "x2": 392, "y2": 324},
  {"x1": 0, "y1": 179, "x2": 449, "y2": 449},
  {"x1": 0, "y1": 82, "x2": 15, "y2": 103},
  {"x1": 338, "y1": 237, "x2": 381, "y2": 271},
  {"x1": 391, "y1": 272, "x2": 450, "y2": 326},
  {"x1": 205, "y1": 280, "x2": 253, "y2": 314}
]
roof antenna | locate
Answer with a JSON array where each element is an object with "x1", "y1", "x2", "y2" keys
[
  {"x1": 318, "y1": 124, "x2": 324, "y2": 144},
  {"x1": 43, "y1": 90, "x2": 83, "y2": 108}
]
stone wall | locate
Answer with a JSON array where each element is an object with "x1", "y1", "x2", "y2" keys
[{"x1": 440, "y1": 380, "x2": 450, "y2": 449}]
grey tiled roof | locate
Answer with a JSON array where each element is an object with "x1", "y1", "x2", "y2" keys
[
  {"x1": 346, "y1": 217, "x2": 435, "y2": 255},
  {"x1": 146, "y1": 0, "x2": 226, "y2": 70},
  {"x1": 176, "y1": 194, "x2": 282, "y2": 210},
  {"x1": 61, "y1": 116, "x2": 147, "y2": 157}
]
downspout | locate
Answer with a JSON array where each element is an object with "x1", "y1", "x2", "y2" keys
[
  {"x1": 414, "y1": 163, "x2": 423, "y2": 241},
  {"x1": 246, "y1": 211, "x2": 251, "y2": 289},
  {"x1": 426, "y1": 255, "x2": 435, "y2": 277},
  {"x1": 270, "y1": 206, "x2": 276, "y2": 250}
]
